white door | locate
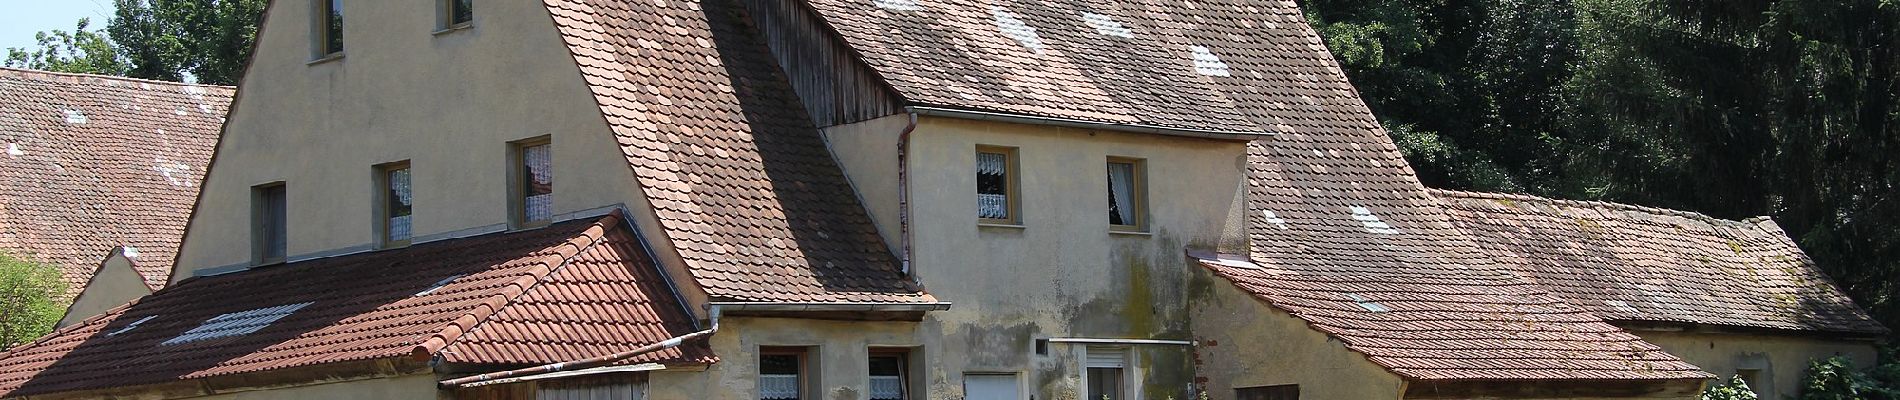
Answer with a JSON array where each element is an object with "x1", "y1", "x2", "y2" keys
[{"x1": 963, "y1": 374, "x2": 1020, "y2": 400}]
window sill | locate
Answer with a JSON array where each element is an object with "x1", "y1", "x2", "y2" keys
[
  {"x1": 1109, "y1": 229, "x2": 1152, "y2": 237},
  {"x1": 306, "y1": 53, "x2": 345, "y2": 66},
  {"x1": 978, "y1": 222, "x2": 1026, "y2": 230},
  {"x1": 432, "y1": 23, "x2": 473, "y2": 36}
]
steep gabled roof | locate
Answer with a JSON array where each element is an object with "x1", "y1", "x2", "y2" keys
[
  {"x1": 0, "y1": 214, "x2": 711, "y2": 398},
  {"x1": 1432, "y1": 189, "x2": 1887, "y2": 336},
  {"x1": 797, "y1": 0, "x2": 1374, "y2": 136},
  {"x1": 0, "y1": 68, "x2": 231, "y2": 293},
  {"x1": 542, "y1": 0, "x2": 931, "y2": 303}
]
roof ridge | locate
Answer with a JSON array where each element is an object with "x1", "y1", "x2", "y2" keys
[
  {"x1": 408, "y1": 211, "x2": 626, "y2": 360},
  {"x1": 1426, "y1": 188, "x2": 1773, "y2": 230},
  {"x1": 0, "y1": 67, "x2": 235, "y2": 91}
]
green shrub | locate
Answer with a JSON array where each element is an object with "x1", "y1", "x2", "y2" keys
[
  {"x1": 1703, "y1": 375, "x2": 1758, "y2": 400},
  {"x1": 0, "y1": 252, "x2": 66, "y2": 349},
  {"x1": 1800, "y1": 355, "x2": 1899, "y2": 400}
]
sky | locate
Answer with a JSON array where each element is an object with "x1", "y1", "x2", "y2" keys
[{"x1": 0, "y1": 0, "x2": 117, "y2": 53}]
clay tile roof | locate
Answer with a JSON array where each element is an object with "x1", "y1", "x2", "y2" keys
[
  {"x1": 1431, "y1": 189, "x2": 1888, "y2": 336},
  {"x1": 0, "y1": 214, "x2": 711, "y2": 398},
  {"x1": 542, "y1": 0, "x2": 931, "y2": 303},
  {"x1": 798, "y1": 0, "x2": 1375, "y2": 135},
  {"x1": 0, "y1": 68, "x2": 231, "y2": 294}
]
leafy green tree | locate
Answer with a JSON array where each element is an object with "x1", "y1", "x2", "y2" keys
[
  {"x1": 0, "y1": 252, "x2": 66, "y2": 350},
  {"x1": 109, "y1": 0, "x2": 268, "y2": 84},
  {"x1": 2, "y1": 19, "x2": 128, "y2": 76},
  {"x1": 1702, "y1": 375, "x2": 1759, "y2": 400}
]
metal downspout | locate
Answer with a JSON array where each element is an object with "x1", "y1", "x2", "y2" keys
[{"x1": 897, "y1": 112, "x2": 919, "y2": 276}]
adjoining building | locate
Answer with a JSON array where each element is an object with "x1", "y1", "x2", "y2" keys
[{"x1": 0, "y1": 68, "x2": 232, "y2": 325}]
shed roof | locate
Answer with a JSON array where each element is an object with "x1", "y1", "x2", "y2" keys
[
  {"x1": 1432, "y1": 189, "x2": 1887, "y2": 335},
  {"x1": 0, "y1": 213, "x2": 712, "y2": 398},
  {"x1": 0, "y1": 68, "x2": 231, "y2": 293}
]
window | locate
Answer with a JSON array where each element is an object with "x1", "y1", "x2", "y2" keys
[
  {"x1": 315, "y1": 0, "x2": 343, "y2": 57},
  {"x1": 439, "y1": 0, "x2": 472, "y2": 29},
  {"x1": 975, "y1": 146, "x2": 1018, "y2": 224},
  {"x1": 1235, "y1": 385, "x2": 1299, "y2": 400},
  {"x1": 759, "y1": 349, "x2": 808, "y2": 400},
  {"x1": 1106, "y1": 157, "x2": 1146, "y2": 231},
  {"x1": 376, "y1": 162, "x2": 413, "y2": 247},
  {"x1": 963, "y1": 373, "x2": 1019, "y2": 400},
  {"x1": 1084, "y1": 347, "x2": 1127, "y2": 400},
  {"x1": 510, "y1": 137, "x2": 553, "y2": 228},
  {"x1": 869, "y1": 351, "x2": 909, "y2": 400},
  {"x1": 252, "y1": 183, "x2": 287, "y2": 264}
]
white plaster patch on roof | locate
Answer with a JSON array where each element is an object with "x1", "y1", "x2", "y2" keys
[
  {"x1": 992, "y1": 7, "x2": 1045, "y2": 53},
  {"x1": 1082, "y1": 12, "x2": 1134, "y2": 38},
  {"x1": 161, "y1": 302, "x2": 313, "y2": 345},
  {"x1": 199, "y1": 103, "x2": 214, "y2": 114},
  {"x1": 872, "y1": 0, "x2": 921, "y2": 11},
  {"x1": 63, "y1": 108, "x2": 88, "y2": 124},
  {"x1": 1346, "y1": 293, "x2": 1391, "y2": 313},
  {"x1": 414, "y1": 274, "x2": 465, "y2": 297},
  {"x1": 1261, "y1": 210, "x2": 1289, "y2": 229},
  {"x1": 106, "y1": 315, "x2": 158, "y2": 337},
  {"x1": 123, "y1": 246, "x2": 140, "y2": 258},
  {"x1": 5, "y1": 142, "x2": 21, "y2": 157},
  {"x1": 1604, "y1": 299, "x2": 1641, "y2": 315},
  {"x1": 1189, "y1": 45, "x2": 1231, "y2": 77},
  {"x1": 153, "y1": 157, "x2": 193, "y2": 186},
  {"x1": 1350, "y1": 206, "x2": 1401, "y2": 234},
  {"x1": 173, "y1": 107, "x2": 189, "y2": 116}
]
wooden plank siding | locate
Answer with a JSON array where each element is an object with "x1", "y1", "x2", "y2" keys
[{"x1": 740, "y1": 0, "x2": 905, "y2": 127}]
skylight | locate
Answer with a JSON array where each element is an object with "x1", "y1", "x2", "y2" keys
[
  {"x1": 107, "y1": 315, "x2": 158, "y2": 336},
  {"x1": 1345, "y1": 293, "x2": 1391, "y2": 313},
  {"x1": 1350, "y1": 206, "x2": 1401, "y2": 234},
  {"x1": 1082, "y1": 12, "x2": 1133, "y2": 38},
  {"x1": 1189, "y1": 45, "x2": 1231, "y2": 77},
  {"x1": 161, "y1": 302, "x2": 313, "y2": 345}
]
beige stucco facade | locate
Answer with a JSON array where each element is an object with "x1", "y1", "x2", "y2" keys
[
  {"x1": 57, "y1": 250, "x2": 150, "y2": 327},
  {"x1": 1634, "y1": 330, "x2": 1878, "y2": 399},
  {"x1": 186, "y1": 374, "x2": 440, "y2": 400},
  {"x1": 1188, "y1": 268, "x2": 1408, "y2": 400}
]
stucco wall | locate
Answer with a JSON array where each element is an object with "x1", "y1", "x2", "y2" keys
[
  {"x1": 1190, "y1": 268, "x2": 1406, "y2": 400},
  {"x1": 645, "y1": 317, "x2": 926, "y2": 400},
  {"x1": 826, "y1": 116, "x2": 1249, "y2": 399},
  {"x1": 1635, "y1": 330, "x2": 1878, "y2": 399},
  {"x1": 185, "y1": 374, "x2": 439, "y2": 400},
  {"x1": 172, "y1": 0, "x2": 643, "y2": 279},
  {"x1": 58, "y1": 251, "x2": 150, "y2": 327}
]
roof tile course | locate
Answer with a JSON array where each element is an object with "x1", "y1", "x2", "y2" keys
[
  {"x1": 1432, "y1": 189, "x2": 1887, "y2": 335},
  {"x1": 543, "y1": 0, "x2": 930, "y2": 303},
  {"x1": 0, "y1": 68, "x2": 231, "y2": 293},
  {"x1": 0, "y1": 214, "x2": 710, "y2": 398}
]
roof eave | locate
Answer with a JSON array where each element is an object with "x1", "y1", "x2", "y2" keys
[{"x1": 906, "y1": 105, "x2": 1271, "y2": 141}]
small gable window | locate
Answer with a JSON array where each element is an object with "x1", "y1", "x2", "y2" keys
[
  {"x1": 314, "y1": 0, "x2": 343, "y2": 58},
  {"x1": 976, "y1": 146, "x2": 1019, "y2": 225},
  {"x1": 1106, "y1": 157, "x2": 1146, "y2": 232},
  {"x1": 439, "y1": 0, "x2": 472, "y2": 30},
  {"x1": 511, "y1": 137, "x2": 553, "y2": 228},
  {"x1": 376, "y1": 161, "x2": 413, "y2": 248},
  {"x1": 253, "y1": 183, "x2": 287, "y2": 265}
]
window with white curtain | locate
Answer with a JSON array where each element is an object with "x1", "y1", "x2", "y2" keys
[
  {"x1": 512, "y1": 137, "x2": 553, "y2": 228},
  {"x1": 869, "y1": 353, "x2": 907, "y2": 400},
  {"x1": 976, "y1": 146, "x2": 1018, "y2": 224},
  {"x1": 1106, "y1": 158, "x2": 1145, "y2": 231},
  {"x1": 759, "y1": 352, "x2": 804, "y2": 400},
  {"x1": 378, "y1": 162, "x2": 412, "y2": 247}
]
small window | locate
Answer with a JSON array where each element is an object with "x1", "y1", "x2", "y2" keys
[
  {"x1": 315, "y1": 0, "x2": 343, "y2": 57},
  {"x1": 440, "y1": 0, "x2": 472, "y2": 29},
  {"x1": 376, "y1": 162, "x2": 413, "y2": 248},
  {"x1": 1236, "y1": 384, "x2": 1299, "y2": 400},
  {"x1": 252, "y1": 183, "x2": 287, "y2": 264},
  {"x1": 975, "y1": 146, "x2": 1019, "y2": 224},
  {"x1": 869, "y1": 351, "x2": 909, "y2": 400},
  {"x1": 1084, "y1": 347, "x2": 1127, "y2": 400},
  {"x1": 1106, "y1": 157, "x2": 1146, "y2": 231},
  {"x1": 510, "y1": 137, "x2": 553, "y2": 228},
  {"x1": 759, "y1": 349, "x2": 808, "y2": 400}
]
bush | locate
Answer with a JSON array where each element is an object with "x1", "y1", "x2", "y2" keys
[
  {"x1": 1703, "y1": 375, "x2": 1758, "y2": 400},
  {"x1": 1800, "y1": 354, "x2": 1899, "y2": 400},
  {"x1": 0, "y1": 252, "x2": 66, "y2": 349}
]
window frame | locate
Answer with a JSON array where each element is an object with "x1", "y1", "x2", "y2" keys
[
  {"x1": 962, "y1": 372, "x2": 1024, "y2": 400},
  {"x1": 868, "y1": 347, "x2": 918, "y2": 400},
  {"x1": 974, "y1": 145, "x2": 1021, "y2": 226},
  {"x1": 312, "y1": 0, "x2": 343, "y2": 59},
  {"x1": 436, "y1": 0, "x2": 473, "y2": 32},
  {"x1": 251, "y1": 182, "x2": 288, "y2": 266},
  {"x1": 374, "y1": 161, "x2": 413, "y2": 249},
  {"x1": 758, "y1": 346, "x2": 815, "y2": 400},
  {"x1": 1235, "y1": 384, "x2": 1300, "y2": 400},
  {"x1": 508, "y1": 136, "x2": 553, "y2": 230},
  {"x1": 1081, "y1": 346, "x2": 1132, "y2": 400},
  {"x1": 1105, "y1": 156, "x2": 1148, "y2": 233}
]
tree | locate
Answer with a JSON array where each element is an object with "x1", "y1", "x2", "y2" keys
[
  {"x1": 0, "y1": 252, "x2": 66, "y2": 350},
  {"x1": 2, "y1": 18, "x2": 128, "y2": 76},
  {"x1": 109, "y1": 0, "x2": 268, "y2": 85}
]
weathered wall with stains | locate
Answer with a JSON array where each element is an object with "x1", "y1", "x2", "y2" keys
[
  {"x1": 172, "y1": 0, "x2": 647, "y2": 279},
  {"x1": 645, "y1": 317, "x2": 926, "y2": 400},
  {"x1": 826, "y1": 115, "x2": 1249, "y2": 399},
  {"x1": 1635, "y1": 330, "x2": 1877, "y2": 399},
  {"x1": 188, "y1": 374, "x2": 440, "y2": 400},
  {"x1": 58, "y1": 251, "x2": 150, "y2": 327},
  {"x1": 1189, "y1": 268, "x2": 1406, "y2": 400}
]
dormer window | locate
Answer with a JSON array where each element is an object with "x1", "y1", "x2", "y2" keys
[
  {"x1": 376, "y1": 162, "x2": 413, "y2": 248},
  {"x1": 313, "y1": 0, "x2": 343, "y2": 58},
  {"x1": 510, "y1": 137, "x2": 553, "y2": 228},
  {"x1": 439, "y1": 0, "x2": 472, "y2": 30}
]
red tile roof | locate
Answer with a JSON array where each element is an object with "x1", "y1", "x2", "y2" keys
[
  {"x1": 542, "y1": 0, "x2": 932, "y2": 303},
  {"x1": 1432, "y1": 189, "x2": 1887, "y2": 335},
  {"x1": 0, "y1": 214, "x2": 711, "y2": 398},
  {"x1": 0, "y1": 68, "x2": 231, "y2": 294},
  {"x1": 798, "y1": 0, "x2": 1365, "y2": 135}
]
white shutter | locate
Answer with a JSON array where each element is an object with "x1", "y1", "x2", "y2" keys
[
  {"x1": 964, "y1": 374, "x2": 1020, "y2": 400},
  {"x1": 1086, "y1": 347, "x2": 1127, "y2": 368}
]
